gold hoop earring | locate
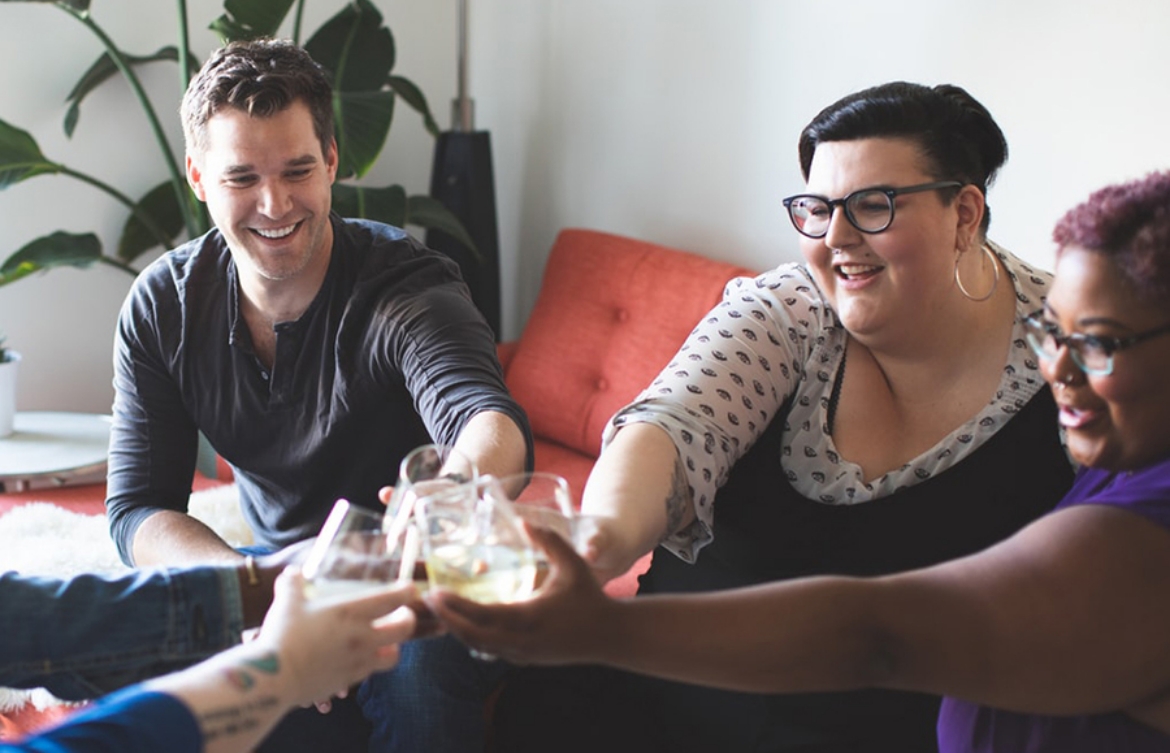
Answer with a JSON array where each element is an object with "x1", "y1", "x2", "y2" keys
[{"x1": 955, "y1": 243, "x2": 1000, "y2": 302}]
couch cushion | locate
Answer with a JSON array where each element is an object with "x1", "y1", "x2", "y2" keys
[
  {"x1": 530, "y1": 438, "x2": 596, "y2": 508},
  {"x1": 507, "y1": 229, "x2": 756, "y2": 458}
]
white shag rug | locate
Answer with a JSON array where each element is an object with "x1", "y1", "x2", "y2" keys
[{"x1": 0, "y1": 484, "x2": 251, "y2": 712}]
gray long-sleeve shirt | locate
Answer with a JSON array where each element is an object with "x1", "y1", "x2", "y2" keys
[{"x1": 106, "y1": 215, "x2": 531, "y2": 562}]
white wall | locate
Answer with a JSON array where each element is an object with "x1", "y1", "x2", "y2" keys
[
  {"x1": 474, "y1": 0, "x2": 1170, "y2": 336},
  {"x1": 2, "y1": 0, "x2": 1169, "y2": 414}
]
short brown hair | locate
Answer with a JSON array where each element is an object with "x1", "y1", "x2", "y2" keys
[
  {"x1": 181, "y1": 38, "x2": 334, "y2": 158},
  {"x1": 1053, "y1": 170, "x2": 1170, "y2": 307}
]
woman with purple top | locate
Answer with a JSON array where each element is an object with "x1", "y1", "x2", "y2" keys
[{"x1": 429, "y1": 170, "x2": 1170, "y2": 752}]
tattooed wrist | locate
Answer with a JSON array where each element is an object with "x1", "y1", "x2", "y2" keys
[
  {"x1": 198, "y1": 695, "x2": 281, "y2": 741},
  {"x1": 222, "y1": 651, "x2": 281, "y2": 691}
]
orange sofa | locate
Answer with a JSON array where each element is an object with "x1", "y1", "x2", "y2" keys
[{"x1": 498, "y1": 228, "x2": 757, "y2": 596}]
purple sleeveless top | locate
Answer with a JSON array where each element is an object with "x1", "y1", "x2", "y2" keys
[{"x1": 937, "y1": 456, "x2": 1170, "y2": 752}]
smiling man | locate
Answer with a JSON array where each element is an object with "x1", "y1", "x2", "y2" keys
[{"x1": 104, "y1": 39, "x2": 531, "y2": 752}]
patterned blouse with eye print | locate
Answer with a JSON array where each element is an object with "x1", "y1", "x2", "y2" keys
[{"x1": 604, "y1": 241, "x2": 1064, "y2": 563}]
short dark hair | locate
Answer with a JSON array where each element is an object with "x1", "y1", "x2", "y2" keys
[
  {"x1": 797, "y1": 82, "x2": 1008, "y2": 234},
  {"x1": 181, "y1": 38, "x2": 334, "y2": 158},
  {"x1": 1053, "y1": 170, "x2": 1170, "y2": 307}
]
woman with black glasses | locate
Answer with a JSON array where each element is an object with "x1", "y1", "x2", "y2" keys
[
  {"x1": 435, "y1": 170, "x2": 1170, "y2": 753},
  {"x1": 488, "y1": 81, "x2": 1075, "y2": 752}
]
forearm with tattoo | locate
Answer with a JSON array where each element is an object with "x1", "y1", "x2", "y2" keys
[
  {"x1": 197, "y1": 652, "x2": 282, "y2": 742},
  {"x1": 198, "y1": 695, "x2": 281, "y2": 742}
]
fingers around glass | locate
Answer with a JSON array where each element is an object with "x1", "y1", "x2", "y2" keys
[
  {"x1": 384, "y1": 444, "x2": 479, "y2": 587},
  {"x1": 400, "y1": 443, "x2": 477, "y2": 487},
  {"x1": 385, "y1": 444, "x2": 479, "y2": 534}
]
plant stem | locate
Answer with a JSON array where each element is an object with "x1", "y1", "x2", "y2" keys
[
  {"x1": 293, "y1": 0, "x2": 307, "y2": 45},
  {"x1": 330, "y1": 13, "x2": 364, "y2": 171},
  {"x1": 60, "y1": 166, "x2": 175, "y2": 252},
  {"x1": 58, "y1": 4, "x2": 201, "y2": 239},
  {"x1": 96, "y1": 255, "x2": 141, "y2": 277},
  {"x1": 174, "y1": 0, "x2": 203, "y2": 230},
  {"x1": 177, "y1": 0, "x2": 192, "y2": 91}
]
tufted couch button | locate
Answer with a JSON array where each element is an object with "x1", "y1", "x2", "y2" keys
[
  {"x1": 615, "y1": 308, "x2": 629, "y2": 323},
  {"x1": 596, "y1": 377, "x2": 609, "y2": 391}
]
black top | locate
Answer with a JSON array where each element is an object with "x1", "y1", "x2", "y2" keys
[
  {"x1": 106, "y1": 215, "x2": 531, "y2": 560},
  {"x1": 636, "y1": 388, "x2": 1074, "y2": 752}
]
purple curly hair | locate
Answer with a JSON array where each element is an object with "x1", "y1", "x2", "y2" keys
[{"x1": 1053, "y1": 170, "x2": 1170, "y2": 306}]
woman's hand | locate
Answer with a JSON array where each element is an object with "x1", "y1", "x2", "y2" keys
[
  {"x1": 425, "y1": 524, "x2": 619, "y2": 665},
  {"x1": 259, "y1": 567, "x2": 416, "y2": 708}
]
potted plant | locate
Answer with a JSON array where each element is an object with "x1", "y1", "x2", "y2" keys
[{"x1": 0, "y1": 0, "x2": 474, "y2": 312}]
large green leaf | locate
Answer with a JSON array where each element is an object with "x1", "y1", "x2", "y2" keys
[
  {"x1": 388, "y1": 74, "x2": 440, "y2": 138},
  {"x1": 210, "y1": 0, "x2": 296, "y2": 43},
  {"x1": 64, "y1": 46, "x2": 190, "y2": 137},
  {"x1": 334, "y1": 89, "x2": 394, "y2": 180},
  {"x1": 0, "y1": 231, "x2": 102, "y2": 287},
  {"x1": 406, "y1": 195, "x2": 478, "y2": 258},
  {"x1": 304, "y1": 0, "x2": 398, "y2": 180},
  {"x1": 0, "y1": 119, "x2": 59, "y2": 189},
  {"x1": 332, "y1": 183, "x2": 406, "y2": 228},
  {"x1": 117, "y1": 180, "x2": 189, "y2": 263},
  {"x1": 330, "y1": 183, "x2": 478, "y2": 256},
  {"x1": 305, "y1": 0, "x2": 394, "y2": 92},
  {"x1": 331, "y1": 186, "x2": 477, "y2": 257}
]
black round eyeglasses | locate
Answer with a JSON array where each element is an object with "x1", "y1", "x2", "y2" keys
[{"x1": 782, "y1": 181, "x2": 964, "y2": 239}]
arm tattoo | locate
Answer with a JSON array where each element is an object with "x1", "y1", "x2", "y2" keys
[
  {"x1": 198, "y1": 696, "x2": 281, "y2": 741},
  {"x1": 198, "y1": 651, "x2": 283, "y2": 740},
  {"x1": 223, "y1": 668, "x2": 255, "y2": 691},
  {"x1": 662, "y1": 454, "x2": 691, "y2": 540},
  {"x1": 244, "y1": 653, "x2": 280, "y2": 675},
  {"x1": 222, "y1": 651, "x2": 280, "y2": 691}
]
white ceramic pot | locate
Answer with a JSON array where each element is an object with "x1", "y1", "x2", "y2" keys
[{"x1": 0, "y1": 351, "x2": 19, "y2": 438}]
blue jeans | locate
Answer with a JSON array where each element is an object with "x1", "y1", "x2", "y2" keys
[
  {"x1": 254, "y1": 636, "x2": 504, "y2": 753},
  {"x1": 357, "y1": 633, "x2": 509, "y2": 753},
  {"x1": 0, "y1": 568, "x2": 243, "y2": 700}
]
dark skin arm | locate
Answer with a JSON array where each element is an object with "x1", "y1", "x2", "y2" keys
[
  {"x1": 237, "y1": 544, "x2": 311, "y2": 629},
  {"x1": 429, "y1": 506, "x2": 1170, "y2": 730}
]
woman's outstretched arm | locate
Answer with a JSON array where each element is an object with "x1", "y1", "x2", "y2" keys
[{"x1": 430, "y1": 504, "x2": 1170, "y2": 724}]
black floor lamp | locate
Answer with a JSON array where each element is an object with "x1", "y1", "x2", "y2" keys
[{"x1": 426, "y1": 0, "x2": 502, "y2": 339}]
